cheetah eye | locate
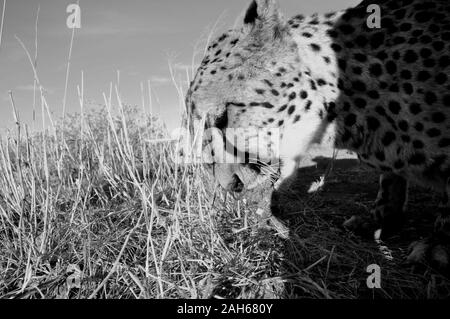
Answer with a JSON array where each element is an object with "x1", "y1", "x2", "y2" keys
[{"x1": 214, "y1": 111, "x2": 228, "y2": 130}]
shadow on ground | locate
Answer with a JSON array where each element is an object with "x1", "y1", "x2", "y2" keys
[{"x1": 265, "y1": 156, "x2": 449, "y2": 298}]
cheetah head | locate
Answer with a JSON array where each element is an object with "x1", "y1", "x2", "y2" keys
[{"x1": 185, "y1": 0, "x2": 309, "y2": 192}]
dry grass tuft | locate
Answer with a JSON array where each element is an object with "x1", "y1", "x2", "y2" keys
[{"x1": 0, "y1": 101, "x2": 449, "y2": 299}]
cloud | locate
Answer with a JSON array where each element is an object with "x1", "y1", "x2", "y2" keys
[
  {"x1": 150, "y1": 76, "x2": 171, "y2": 85},
  {"x1": 173, "y1": 62, "x2": 192, "y2": 71},
  {"x1": 52, "y1": 9, "x2": 181, "y2": 38},
  {"x1": 15, "y1": 84, "x2": 54, "y2": 94},
  {"x1": 77, "y1": 25, "x2": 148, "y2": 37},
  {"x1": 1, "y1": 40, "x2": 27, "y2": 63}
]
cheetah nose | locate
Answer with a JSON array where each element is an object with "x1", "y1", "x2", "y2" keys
[
  {"x1": 229, "y1": 174, "x2": 245, "y2": 193},
  {"x1": 213, "y1": 163, "x2": 245, "y2": 192}
]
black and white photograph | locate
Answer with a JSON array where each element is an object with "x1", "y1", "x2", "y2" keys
[{"x1": 0, "y1": 0, "x2": 449, "y2": 303}]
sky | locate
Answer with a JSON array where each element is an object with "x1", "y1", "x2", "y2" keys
[{"x1": 0, "y1": 0, "x2": 359, "y2": 133}]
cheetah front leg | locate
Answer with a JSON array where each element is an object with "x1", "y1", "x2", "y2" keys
[
  {"x1": 274, "y1": 158, "x2": 299, "y2": 190},
  {"x1": 372, "y1": 173, "x2": 409, "y2": 238},
  {"x1": 344, "y1": 173, "x2": 408, "y2": 239},
  {"x1": 273, "y1": 117, "x2": 324, "y2": 190},
  {"x1": 408, "y1": 188, "x2": 450, "y2": 269}
]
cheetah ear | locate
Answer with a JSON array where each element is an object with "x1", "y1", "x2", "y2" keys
[{"x1": 243, "y1": 0, "x2": 287, "y2": 40}]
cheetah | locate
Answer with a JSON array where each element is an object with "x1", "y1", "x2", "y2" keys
[{"x1": 185, "y1": 0, "x2": 450, "y2": 267}]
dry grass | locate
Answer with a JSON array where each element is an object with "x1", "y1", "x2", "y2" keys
[{"x1": 1, "y1": 98, "x2": 449, "y2": 299}]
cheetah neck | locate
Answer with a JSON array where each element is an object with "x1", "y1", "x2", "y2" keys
[
  {"x1": 288, "y1": 9, "x2": 380, "y2": 153},
  {"x1": 287, "y1": 14, "x2": 344, "y2": 149}
]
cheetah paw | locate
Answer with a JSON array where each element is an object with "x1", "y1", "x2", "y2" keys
[
  {"x1": 342, "y1": 215, "x2": 378, "y2": 238},
  {"x1": 274, "y1": 179, "x2": 282, "y2": 191},
  {"x1": 407, "y1": 239, "x2": 450, "y2": 269}
]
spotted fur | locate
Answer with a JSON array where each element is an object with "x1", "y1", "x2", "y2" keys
[{"x1": 185, "y1": 0, "x2": 450, "y2": 266}]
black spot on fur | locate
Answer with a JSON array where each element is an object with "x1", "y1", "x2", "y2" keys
[
  {"x1": 375, "y1": 105, "x2": 386, "y2": 116},
  {"x1": 409, "y1": 103, "x2": 422, "y2": 115},
  {"x1": 398, "y1": 120, "x2": 409, "y2": 132},
  {"x1": 264, "y1": 79, "x2": 274, "y2": 87},
  {"x1": 300, "y1": 91, "x2": 308, "y2": 99},
  {"x1": 341, "y1": 129, "x2": 352, "y2": 143},
  {"x1": 339, "y1": 24, "x2": 355, "y2": 34},
  {"x1": 400, "y1": 22, "x2": 412, "y2": 31},
  {"x1": 338, "y1": 59, "x2": 347, "y2": 71},
  {"x1": 327, "y1": 30, "x2": 338, "y2": 38},
  {"x1": 433, "y1": 41, "x2": 445, "y2": 51},
  {"x1": 389, "y1": 84, "x2": 399, "y2": 92},
  {"x1": 385, "y1": 60, "x2": 397, "y2": 74},
  {"x1": 288, "y1": 105, "x2": 296, "y2": 115},
  {"x1": 403, "y1": 50, "x2": 418, "y2": 63},
  {"x1": 355, "y1": 35, "x2": 368, "y2": 47},
  {"x1": 351, "y1": 80, "x2": 366, "y2": 92},
  {"x1": 369, "y1": 63, "x2": 383, "y2": 77},
  {"x1": 310, "y1": 43, "x2": 321, "y2": 51},
  {"x1": 435, "y1": 73, "x2": 448, "y2": 85},
  {"x1": 367, "y1": 117, "x2": 380, "y2": 131},
  {"x1": 367, "y1": 90, "x2": 380, "y2": 99},
  {"x1": 414, "y1": 122, "x2": 424, "y2": 132},
  {"x1": 375, "y1": 151, "x2": 386, "y2": 161},
  {"x1": 439, "y1": 138, "x2": 450, "y2": 148},
  {"x1": 345, "y1": 113, "x2": 357, "y2": 127},
  {"x1": 400, "y1": 70, "x2": 412, "y2": 80},
  {"x1": 370, "y1": 32, "x2": 385, "y2": 49},
  {"x1": 394, "y1": 160, "x2": 405, "y2": 169},
  {"x1": 388, "y1": 101, "x2": 401, "y2": 114},
  {"x1": 226, "y1": 102, "x2": 246, "y2": 108},
  {"x1": 413, "y1": 140, "x2": 424, "y2": 149},
  {"x1": 431, "y1": 112, "x2": 446, "y2": 123},
  {"x1": 425, "y1": 92, "x2": 437, "y2": 105},
  {"x1": 305, "y1": 100, "x2": 312, "y2": 111},
  {"x1": 354, "y1": 53, "x2": 367, "y2": 62},
  {"x1": 423, "y1": 59, "x2": 435, "y2": 68},
  {"x1": 382, "y1": 131, "x2": 396, "y2": 146},
  {"x1": 376, "y1": 51, "x2": 388, "y2": 60},
  {"x1": 420, "y1": 47, "x2": 432, "y2": 58},
  {"x1": 331, "y1": 43, "x2": 342, "y2": 52},
  {"x1": 417, "y1": 70, "x2": 431, "y2": 82},
  {"x1": 443, "y1": 94, "x2": 450, "y2": 107},
  {"x1": 352, "y1": 66, "x2": 363, "y2": 75},
  {"x1": 401, "y1": 135, "x2": 411, "y2": 143},
  {"x1": 439, "y1": 56, "x2": 450, "y2": 68},
  {"x1": 354, "y1": 98, "x2": 367, "y2": 109},
  {"x1": 420, "y1": 35, "x2": 432, "y2": 44},
  {"x1": 278, "y1": 104, "x2": 288, "y2": 112},
  {"x1": 408, "y1": 153, "x2": 426, "y2": 165},
  {"x1": 427, "y1": 128, "x2": 441, "y2": 137},
  {"x1": 403, "y1": 83, "x2": 414, "y2": 94}
]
